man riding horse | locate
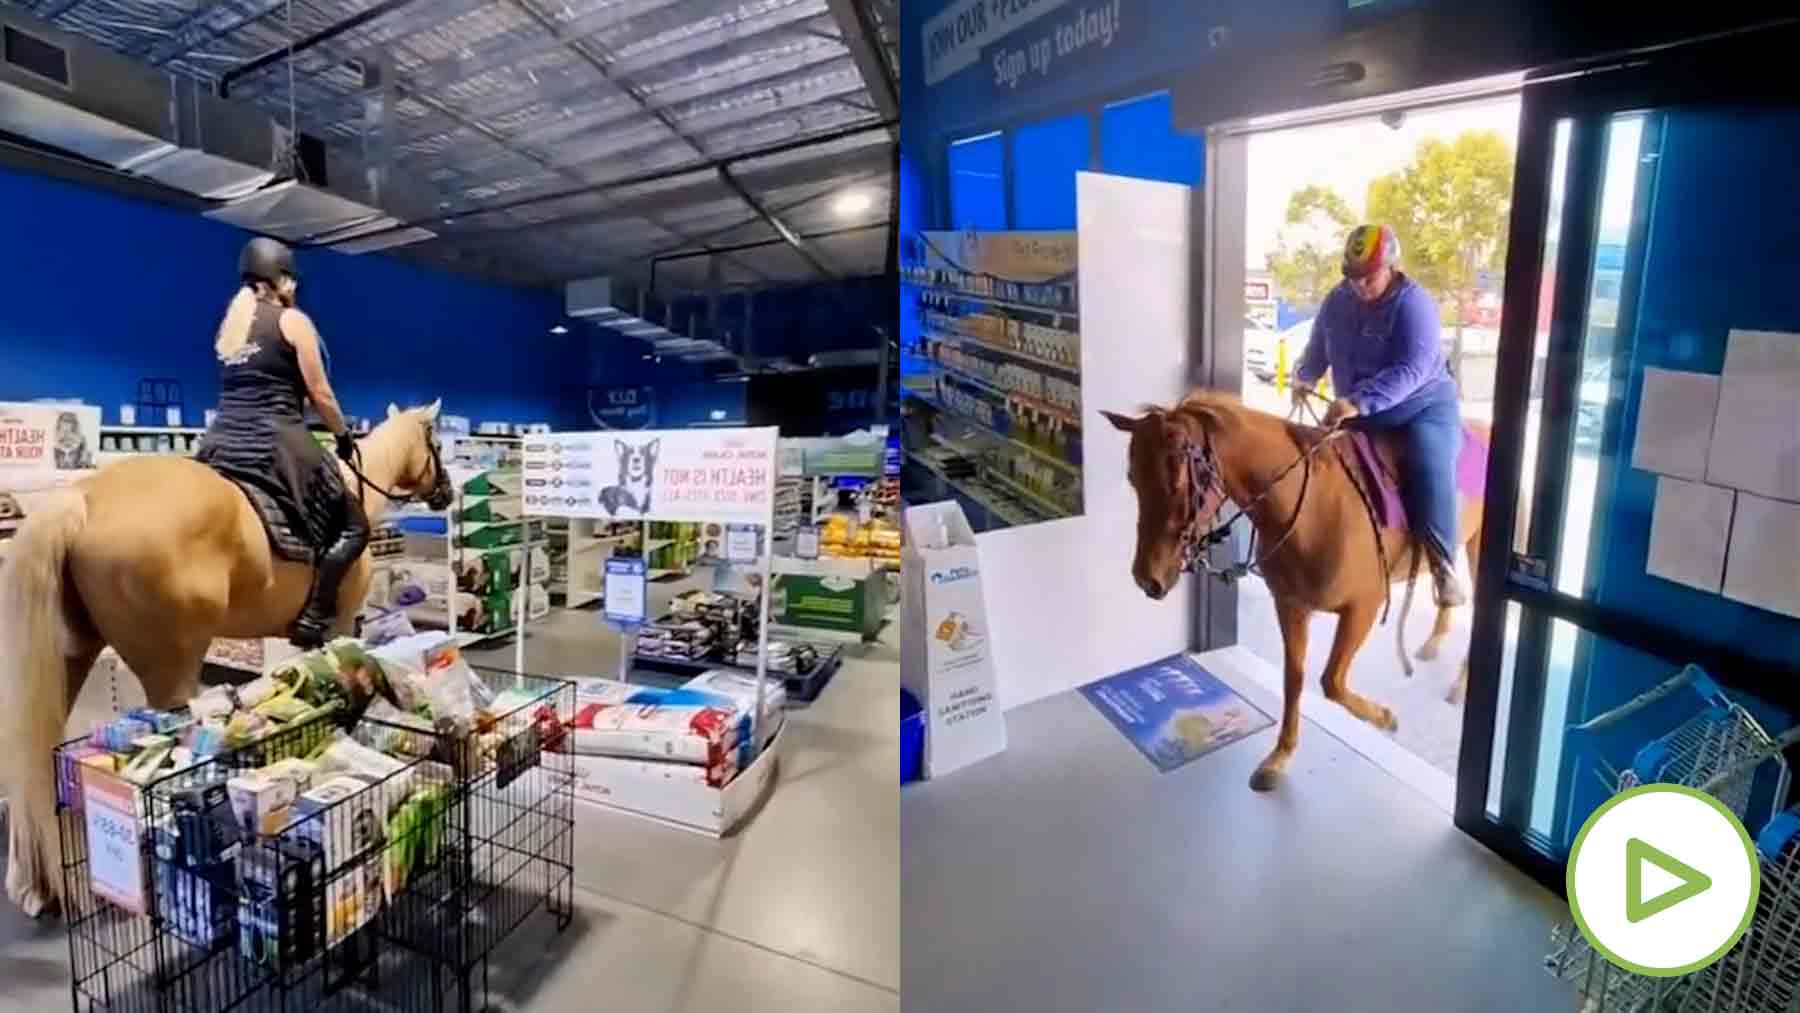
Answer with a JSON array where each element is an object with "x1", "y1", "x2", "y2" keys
[
  {"x1": 1292, "y1": 224, "x2": 1468, "y2": 609},
  {"x1": 198, "y1": 237, "x2": 370, "y2": 647}
]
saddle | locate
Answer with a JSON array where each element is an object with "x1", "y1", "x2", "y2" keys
[
  {"x1": 232, "y1": 480, "x2": 339, "y2": 563},
  {"x1": 1339, "y1": 424, "x2": 1489, "y2": 531}
]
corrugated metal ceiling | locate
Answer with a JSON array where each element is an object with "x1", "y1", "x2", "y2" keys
[{"x1": 12, "y1": 0, "x2": 896, "y2": 291}]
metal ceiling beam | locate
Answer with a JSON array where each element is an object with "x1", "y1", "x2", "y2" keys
[
  {"x1": 217, "y1": 0, "x2": 421, "y2": 97},
  {"x1": 307, "y1": 118, "x2": 894, "y2": 248},
  {"x1": 824, "y1": 0, "x2": 896, "y2": 123},
  {"x1": 138, "y1": 0, "x2": 286, "y2": 65},
  {"x1": 39, "y1": 0, "x2": 96, "y2": 21},
  {"x1": 448, "y1": 163, "x2": 892, "y2": 244},
  {"x1": 441, "y1": 91, "x2": 880, "y2": 207},
  {"x1": 654, "y1": 221, "x2": 883, "y2": 263},
  {"x1": 718, "y1": 165, "x2": 834, "y2": 280}
]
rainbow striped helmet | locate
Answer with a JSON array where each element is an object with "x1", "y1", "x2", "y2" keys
[{"x1": 1342, "y1": 224, "x2": 1400, "y2": 279}]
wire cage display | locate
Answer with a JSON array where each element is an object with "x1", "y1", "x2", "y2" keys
[
  {"x1": 1544, "y1": 666, "x2": 1800, "y2": 1013},
  {"x1": 54, "y1": 665, "x2": 575, "y2": 1013}
]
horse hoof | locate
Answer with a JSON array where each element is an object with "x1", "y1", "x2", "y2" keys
[
  {"x1": 1446, "y1": 688, "x2": 1465, "y2": 706},
  {"x1": 1249, "y1": 768, "x2": 1282, "y2": 792},
  {"x1": 1416, "y1": 642, "x2": 1441, "y2": 662},
  {"x1": 1379, "y1": 711, "x2": 1400, "y2": 734}
]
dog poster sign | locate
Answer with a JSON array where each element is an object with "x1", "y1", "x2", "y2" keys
[{"x1": 521, "y1": 427, "x2": 779, "y2": 526}]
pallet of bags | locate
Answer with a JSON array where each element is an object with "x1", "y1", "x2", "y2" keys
[{"x1": 557, "y1": 680, "x2": 782, "y2": 836}]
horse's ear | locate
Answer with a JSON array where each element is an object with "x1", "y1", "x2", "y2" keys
[
  {"x1": 425, "y1": 398, "x2": 442, "y2": 421},
  {"x1": 387, "y1": 403, "x2": 402, "y2": 420},
  {"x1": 1100, "y1": 410, "x2": 1139, "y2": 433}
]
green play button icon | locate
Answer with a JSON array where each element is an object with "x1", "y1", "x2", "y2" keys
[{"x1": 1626, "y1": 837, "x2": 1712, "y2": 922}]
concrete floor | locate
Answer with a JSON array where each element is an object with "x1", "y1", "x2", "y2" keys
[
  {"x1": 901, "y1": 648, "x2": 1575, "y2": 1013},
  {"x1": 1, "y1": 604, "x2": 899, "y2": 1013}
]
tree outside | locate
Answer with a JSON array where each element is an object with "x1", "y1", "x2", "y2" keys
[
  {"x1": 1365, "y1": 129, "x2": 1516, "y2": 382},
  {"x1": 1265, "y1": 184, "x2": 1356, "y2": 312}
]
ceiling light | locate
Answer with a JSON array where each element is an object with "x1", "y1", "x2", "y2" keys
[
  {"x1": 549, "y1": 324, "x2": 568, "y2": 335},
  {"x1": 834, "y1": 190, "x2": 872, "y2": 217}
]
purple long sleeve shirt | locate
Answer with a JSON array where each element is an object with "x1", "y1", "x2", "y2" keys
[{"x1": 1292, "y1": 274, "x2": 1454, "y2": 416}]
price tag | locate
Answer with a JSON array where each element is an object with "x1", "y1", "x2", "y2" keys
[
  {"x1": 796, "y1": 526, "x2": 821, "y2": 560},
  {"x1": 725, "y1": 524, "x2": 760, "y2": 563},
  {"x1": 82, "y1": 766, "x2": 147, "y2": 914},
  {"x1": 604, "y1": 556, "x2": 648, "y2": 627}
]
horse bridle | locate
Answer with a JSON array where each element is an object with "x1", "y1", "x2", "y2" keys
[
  {"x1": 1174, "y1": 418, "x2": 1337, "y2": 582},
  {"x1": 341, "y1": 421, "x2": 453, "y2": 511},
  {"x1": 1173, "y1": 391, "x2": 1399, "y2": 621}
]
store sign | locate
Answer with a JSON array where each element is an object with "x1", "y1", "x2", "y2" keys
[
  {"x1": 922, "y1": 230, "x2": 1076, "y2": 281},
  {"x1": 924, "y1": 0, "x2": 1136, "y2": 97},
  {"x1": 83, "y1": 766, "x2": 148, "y2": 914},
  {"x1": 603, "y1": 556, "x2": 648, "y2": 627},
  {"x1": 921, "y1": 0, "x2": 1073, "y2": 85},
  {"x1": 521, "y1": 426, "x2": 779, "y2": 526},
  {"x1": 589, "y1": 386, "x2": 656, "y2": 430},
  {"x1": 0, "y1": 402, "x2": 100, "y2": 483}
]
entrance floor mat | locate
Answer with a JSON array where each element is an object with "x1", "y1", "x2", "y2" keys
[{"x1": 1079, "y1": 654, "x2": 1273, "y2": 773}]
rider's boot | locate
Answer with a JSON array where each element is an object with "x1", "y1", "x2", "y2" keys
[
  {"x1": 1429, "y1": 546, "x2": 1469, "y2": 609},
  {"x1": 289, "y1": 501, "x2": 371, "y2": 649}
]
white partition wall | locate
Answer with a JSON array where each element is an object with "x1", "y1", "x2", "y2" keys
[{"x1": 975, "y1": 172, "x2": 1197, "y2": 709}]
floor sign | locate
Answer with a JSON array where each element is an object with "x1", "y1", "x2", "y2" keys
[{"x1": 1080, "y1": 655, "x2": 1272, "y2": 773}]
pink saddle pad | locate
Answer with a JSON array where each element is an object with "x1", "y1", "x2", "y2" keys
[{"x1": 1343, "y1": 425, "x2": 1489, "y2": 531}]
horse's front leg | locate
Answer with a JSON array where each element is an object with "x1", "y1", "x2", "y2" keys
[
  {"x1": 1251, "y1": 598, "x2": 1312, "y2": 792},
  {"x1": 1321, "y1": 599, "x2": 1398, "y2": 732}
]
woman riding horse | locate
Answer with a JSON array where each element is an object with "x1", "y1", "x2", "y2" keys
[
  {"x1": 198, "y1": 237, "x2": 369, "y2": 647},
  {"x1": 1291, "y1": 224, "x2": 1468, "y2": 608}
]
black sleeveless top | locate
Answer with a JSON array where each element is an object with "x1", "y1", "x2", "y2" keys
[{"x1": 196, "y1": 300, "x2": 350, "y2": 557}]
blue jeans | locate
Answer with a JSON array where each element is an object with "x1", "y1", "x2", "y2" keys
[{"x1": 1354, "y1": 391, "x2": 1462, "y2": 563}]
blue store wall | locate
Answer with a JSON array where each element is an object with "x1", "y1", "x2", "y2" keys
[{"x1": 0, "y1": 165, "x2": 580, "y2": 428}]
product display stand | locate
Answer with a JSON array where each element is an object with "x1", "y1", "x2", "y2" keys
[{"x1": 520, "y1": 427, "x2": 784, "y2": 836}]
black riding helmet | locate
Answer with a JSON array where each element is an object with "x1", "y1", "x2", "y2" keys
[{"x1": 239, "y1": 236, "x2": 297, "y2": 286}]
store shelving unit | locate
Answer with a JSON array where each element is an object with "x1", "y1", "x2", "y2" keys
[
  {"x1": 547, "y1": 518, "x2": 641, "y2": 608},
  {"x1": 901, "y1": 230, "x2": 1085, "y2": 534},
  {"x1": 94, "y1": 423, "x2": 207, "y2": 468}
]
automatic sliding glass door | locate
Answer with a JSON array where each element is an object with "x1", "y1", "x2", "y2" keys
[{"x1": 1458, "y1": 28, "x2": 1800, "y2": 891}]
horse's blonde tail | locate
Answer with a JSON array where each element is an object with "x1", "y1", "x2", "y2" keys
[
  {"x1": 1, "y1": 489, "x2": 87, "y2": 918},
  {"x1": 1395, "y1": 548, "x2": 1420, "y2": 679}
]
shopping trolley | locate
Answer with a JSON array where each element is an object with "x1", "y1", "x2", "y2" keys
[{"x1": 1545, "y1": 666, "x2": 1798, "y2": 1013}]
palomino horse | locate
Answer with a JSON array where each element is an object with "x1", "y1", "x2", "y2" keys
[
  {"x1": 0, "y1": 402, "x2": 452, "y2": 916},
  {"x1": 1103, "y1": 390, "x2": 1487, "y2": 792}
]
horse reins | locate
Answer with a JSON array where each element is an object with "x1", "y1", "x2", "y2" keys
[
  {"x1": 1289, "y1": 389, "x2": 1403, "y2": 624},
  {"x1": 1177, "y1": 391, "x2": 1403, "y2": 625},
  {"x1": 1178, "y1": 416, "x2": 1338, "y2": 583},
  {"x1": 340, "y1": 421, "x2": 446, "y2": 506}
]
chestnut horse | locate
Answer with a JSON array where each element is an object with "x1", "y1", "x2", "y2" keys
[
  {"x1": 1, "y1": 402, "x2": 451, "y2": 916},
  {"x1": 1103, "y1": 390, "x2": 1486, "y2": 792}
]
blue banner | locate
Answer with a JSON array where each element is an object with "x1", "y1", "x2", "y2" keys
[
  {"x1": 589, "y1": 386, "x2": 656, "y2": 430},
  {"x1": 981, "y1": 0, "x2": 1135, "y2": 97},
  {"x1": 1079, "y1": 655, "x2": 1272, "y2": 772}
]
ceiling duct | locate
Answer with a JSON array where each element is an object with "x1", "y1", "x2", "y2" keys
[
  {"x1": 0, "y1": 8, "x2": 432, "y2": 253},
  {"x1": 205, "y1": 143, "x2": 438, "y2": 253},
  {"x1": 566, "y1": 277, "x2": 741, "y2": 366},
  {"x1": 0, "y1": 9, "x2": 273, "y2": 199}
]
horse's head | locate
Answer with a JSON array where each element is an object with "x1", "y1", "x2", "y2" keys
[
  {"x1": 379, "y1": 399, "x2": 454, "y2": 510},
  {"x1": 1102, "y1": 401, "x2": 1231, "y2": 601}
]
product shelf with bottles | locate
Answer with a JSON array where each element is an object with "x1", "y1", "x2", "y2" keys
[{"x1": 901, "y1": 229, "x2": 1084, "y2": 534}]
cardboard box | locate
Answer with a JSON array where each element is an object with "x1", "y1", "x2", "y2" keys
[{"x1": 563, "y1": 722, "x2": 784, "y2": 837}]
